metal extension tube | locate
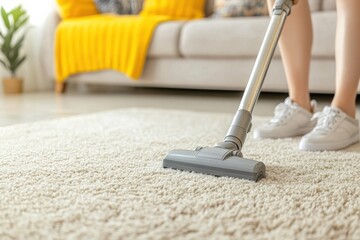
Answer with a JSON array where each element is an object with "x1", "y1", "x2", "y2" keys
[{"x1": 220, "y1": 0, "x2": 293, "y2": 151}]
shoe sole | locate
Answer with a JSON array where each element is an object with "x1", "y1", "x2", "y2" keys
[{"x1": 299, "y1": 132, "x2": 360, "y2": 151}]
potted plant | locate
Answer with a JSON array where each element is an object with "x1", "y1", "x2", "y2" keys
[{"x1": 0, "y1": 6, "x2": 29, "y2": 94}]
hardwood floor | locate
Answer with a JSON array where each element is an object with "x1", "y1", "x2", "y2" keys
[{"x1": 0, "y1": 86, "x2": 348, "y2": 126}]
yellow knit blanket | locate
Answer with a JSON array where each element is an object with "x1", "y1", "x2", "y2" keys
[{"x1": 55, "y1": 0, "x2": 205, "y2": 82}]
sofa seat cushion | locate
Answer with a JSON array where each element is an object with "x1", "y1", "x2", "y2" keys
[
  {"x1": 312, "y1": 12, "x2": 336, "y2": 58},
  {"x1": 148, "y1": 21, "x2": 185, "y2": 58},
  {"x1": 180, "y1": 12, "x2": 336, "y2": 58},
  {"x1": 309, "y1": 0, "x2": 322, "y2": 12},
  {"x1": 322, "y1": 0, "x2": 336, "y2": 11},
  {"x1": 180, "y1": 17, "x2": 275, "y2": 58}
]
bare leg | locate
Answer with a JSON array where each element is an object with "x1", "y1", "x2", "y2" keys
[
  {"x1": 332, "y1": 0, "x2": 360, "y2": 118},
  {"x1": 266, "y1": 0, "x2": 313, "y2": 111}
]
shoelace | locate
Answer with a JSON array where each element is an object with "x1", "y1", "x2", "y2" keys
[
  {"x1": 270, "y1": 102, "x2": 294, "y2": 124},
  {"x1": 312, "y1": 108, "x2": 342, "y2": 134}
]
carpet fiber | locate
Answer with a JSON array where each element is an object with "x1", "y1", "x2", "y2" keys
[{"x1": 1, "y1": 108, "x2": 359, "y2": 239}]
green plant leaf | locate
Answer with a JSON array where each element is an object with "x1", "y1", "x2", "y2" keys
[
  {"x1": 11, "y1": 6, "x2": 23, "y2": 23},
  {"x1": 11, "y1": 6, "x2": 27, "y2": 27},
  {"x1": 0, "y1": 5, "x2": 28, "y2": 74},
  {"x1": 9, "y1": 46, "x2": 20, "y2": 64},
  {"x1": 15, "y1": 16, "x2": 29, "y2": 31},
  {"x1": 1, "y1": 7, "x2": 10, "y2": 29},
  {"x1": 10, "y1": 55, "x2": 26, "y2": 74},
  {"x1": 14, "y1": 33, "x2": 24, "y2": 48},
  {"x1": 0, "y1": 58, "x2": 9, "y2": 69},
  {"x1": 1, "y1": 30, "x2": 14, "y2": 58}
]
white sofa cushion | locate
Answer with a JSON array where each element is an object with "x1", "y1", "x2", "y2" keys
[
  {"x1": 148, "y1": 21, "x2": 185, "y2": 58},
  {"x1": 322, "y1": 0, "x2": 336, "y2": 11},
  {"x1": 180, "y1": 11, "x2": 336, "y2": 58},
  {"x1": 180, "y1": 17, "x2": 270, "y2": 58},
  {"x1": 309, "y1": 0, "x2": 322, "y2": 12},
  {"x1": 312, "y1": 12, "x2": 336, "y2": 58}
]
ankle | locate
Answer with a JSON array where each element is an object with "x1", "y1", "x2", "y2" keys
[
  {"x1": 331, "y1": 102, "x2": 356, "y2": 118},
  {"x1": 290, "y1": 97, "x2": 312, "y2": 112}
]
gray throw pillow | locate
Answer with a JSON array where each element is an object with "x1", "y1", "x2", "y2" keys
[
  {"x1": 213, "y1": 0, "x2": 268, "y2": 18},
  {"x1": 94, "y1": 0, "x2": 143, "y2": 15}
]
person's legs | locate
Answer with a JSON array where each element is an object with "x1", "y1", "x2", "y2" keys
[
  {"x1": 299, "y1": 0, "x2": 360, "y2": 151},
  {"x1": 332, "y1": 0, "x2": 360, "y2": 118},
  {"x1": 254, "y1": 1, "x2": 316, "y2": 139},
  {"x1": 266, "y1": 0, "x2": 313, "y2": 111}
]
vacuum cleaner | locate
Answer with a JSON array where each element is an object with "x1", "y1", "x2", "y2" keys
[{"x1": 163, "y1": 0, "x2": 294, "y2": 181}]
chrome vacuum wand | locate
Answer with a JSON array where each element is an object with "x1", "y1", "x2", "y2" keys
[{"x1": 216, "y1": 0, "x2": 293, "y2": 153}]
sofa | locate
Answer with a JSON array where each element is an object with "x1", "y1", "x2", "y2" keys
[{"x1": 43, "y1": 0, "x2": 358, "y2": 93}]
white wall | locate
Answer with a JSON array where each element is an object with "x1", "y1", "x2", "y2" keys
[{"x1": 0, "y1": 0, "x2": 56, "y2": 92}]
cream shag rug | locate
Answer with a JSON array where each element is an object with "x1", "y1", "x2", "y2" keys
[{"x1": 1, "y1": 108, "x2": 360, "y2": 240}]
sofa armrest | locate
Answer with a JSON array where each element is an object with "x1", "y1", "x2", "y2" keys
[{"x1": 40, "y1": 9, "x2": 61, "y2": 82}]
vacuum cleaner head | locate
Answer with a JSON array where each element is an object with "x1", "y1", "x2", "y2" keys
[
  {"x1": 163, "y1": 147, "x2": 265, "y2": 182},
  {"x1": 163, "y1": 0, "x2": 295, "y2": 182}
]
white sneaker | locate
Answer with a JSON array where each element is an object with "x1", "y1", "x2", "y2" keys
[
  {"x1": 253, "y1": 98, "x2": 317, "y2": 139},
  {"x1": 299, "y1": 106, "x2": 360, "y2": 151}
]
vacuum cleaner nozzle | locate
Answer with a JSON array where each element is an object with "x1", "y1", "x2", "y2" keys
[{"x1": 163, "y1": 147, "x2": 265, "y2": 181}]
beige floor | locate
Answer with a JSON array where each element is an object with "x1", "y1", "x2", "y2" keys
[{"x1": 0, "y1": 84, "x2": 355, "y2": 127}]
